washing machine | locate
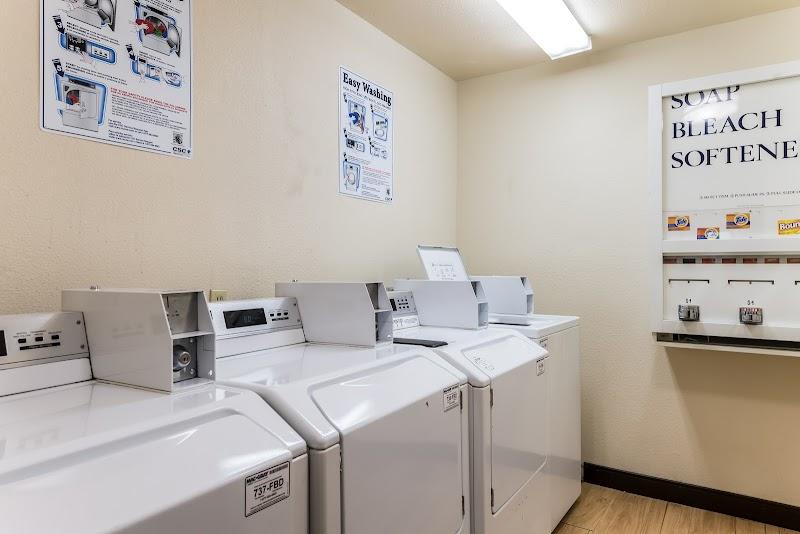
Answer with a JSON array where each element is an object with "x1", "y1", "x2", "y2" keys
[
  {"x1": 135, "y1": 1, "x2": 181, "y2": 56},
  {"x1": 67, "y1": 0, "x2": 117, "y2": 31},
  {"x1": 61, "y1": 78, "x2": 100, "y2": 132},
  {"x1": 0, "y1": 289, "x2": 308, "y2": 533},
  {"x1": 415, "y1": 245, "x2": 582, "y2": 532},
  {"x1": 210, "y1": 282, "x2": 471, "y2": 534},
  {"x1": 487, "y1": 314, "x2": 581, "y2": 532},
  {"x1": 390, "y1": 279, "x2": 550, "y2": 534}
]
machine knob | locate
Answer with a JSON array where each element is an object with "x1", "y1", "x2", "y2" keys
[
  {"x1": 173, "y1": 346, "x2": 192, "y2": 371},
  {"x1": 739, "y1": 307, "x2": 763, "y2": 325},
  {"x1": 677, "y1": 304, "x2": 700, "y2": 322}
]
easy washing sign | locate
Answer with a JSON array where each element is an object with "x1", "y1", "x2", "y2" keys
[{"x1": 339, "y1": 67, "x2": 394, "y2": 203}]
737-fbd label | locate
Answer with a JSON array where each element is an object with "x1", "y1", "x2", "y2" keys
[{"x1": 245, "y1": 462, "x2": 290, "y2": 517}]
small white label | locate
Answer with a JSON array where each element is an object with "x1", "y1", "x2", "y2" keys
[
  {"x1": 536, "y1": 357, "x2": 546, "y2": 376},
  {"x1": 470, "y1": 356, "x2": 495, "y2": 372},
  {"x1": 245, "y1": 462, "x2": 290, "y2": 517},
  {"x1": 443, "y1": 385, "x2": 460, "y2": 412}
]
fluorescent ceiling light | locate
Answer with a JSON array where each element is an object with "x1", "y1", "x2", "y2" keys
[{"x1": 496, "y1": 0, "x2": 592, "y2": 60}]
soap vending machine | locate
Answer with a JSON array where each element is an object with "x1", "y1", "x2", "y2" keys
[{"x1": 650, "y1": 62, "x2": 800, "y2": 354}]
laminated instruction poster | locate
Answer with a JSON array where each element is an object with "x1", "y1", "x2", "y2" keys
[
  {"x1": 40, "y1": 0, "x2": 192, "y2": 158},
  {"x1": 339, "y1": 67, "x2": 394, "y2": 203}
]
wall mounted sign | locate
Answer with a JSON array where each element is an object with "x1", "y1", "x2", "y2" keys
[
  {"x1": 40, "y1": 0, "x2": 192, "y2": 158},
  {"x1": 649, "y1": 61, "x2": 800, "y2": 354},
  {"x1": 338, "y1": 67, "x2": 394, "y2": 203}
]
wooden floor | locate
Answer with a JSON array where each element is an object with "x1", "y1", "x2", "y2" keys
[{"x1": 556, "y1": 483, "x2": 798, "y2": 534}]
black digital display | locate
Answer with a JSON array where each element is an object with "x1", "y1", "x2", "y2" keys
[
  {"x1": 390, "y1": 299, "x2": 397, "y2": 312},
  {"x1": 224, "y1": 309, "x2": 268, "y2": 329},
  {"x1": 0, "y1": 331, "x2": 6, "y2": 357}
]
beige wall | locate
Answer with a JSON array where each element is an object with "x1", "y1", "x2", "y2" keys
[
  {"x1": 0, "y1": 0, "x2": 456, "y2": 313},
  {"x1": 458, "y1": 9, "x2": 800, "y2": 505}
]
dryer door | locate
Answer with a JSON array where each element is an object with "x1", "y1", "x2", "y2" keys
[
  {"x1": 466, "y1": 335, "x2": 548, "y2": 512},
  {"x1": 312, "y1": 356, "x2": 465, "y2": 534}
]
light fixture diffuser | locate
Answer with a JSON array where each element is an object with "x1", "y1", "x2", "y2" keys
[{"x1": 496, "y1": 0, "x2": 592, "y2": 60}]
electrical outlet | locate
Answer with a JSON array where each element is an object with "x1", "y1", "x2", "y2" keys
[{"x1": 209, "y1": 290, "x2": 228, "y2": 302}]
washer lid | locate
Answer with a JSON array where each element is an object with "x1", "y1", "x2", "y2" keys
[
  {"x1": 491, "y1": 314, "x2": 580, "y2": 339},
  {"x1": 215, "y1": 342, "x2": 467, "y2": 449},
  {"x1": 0, "y1": 382, "x2": 305, "y2": 532},
  {"x1": 398, "y1": 326, "x2": 545, "y2": 387},
  {"x1": 313, "y1": 356, "x2": 466, "y2": 534}
]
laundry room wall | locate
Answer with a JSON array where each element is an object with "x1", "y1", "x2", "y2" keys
[
  {"x1": 0, "y1": 0, "x2": 457, "y2": 312},
  {"x1": 458, "y1": 8, "x2": 800, "y2": 506}
]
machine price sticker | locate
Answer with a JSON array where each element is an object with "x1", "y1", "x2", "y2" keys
[
  {"x1": 443, "y1": 385, "x2": 460, "y2": 412},
  {"x1": 245, "y1": 462, "x2": 290, "y2": 517}
]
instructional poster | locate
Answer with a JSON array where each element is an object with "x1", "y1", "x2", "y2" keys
[
  {"x1": 339, "y1": 67, "x2": 394, "y2": 203},
  {"x1": 40, "y1": 0, "x2": 192, "y2": 158}
]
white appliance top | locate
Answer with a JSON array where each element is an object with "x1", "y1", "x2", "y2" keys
[
  {"x1": 0, "y1": 381, "x2": 306, "y2": 533},
  {"x1": 491, "y1": 314, "x2": 580, "y2": 339},
  {"x1": 417, "y1": 245, "x2": 470, "y2": 281},
  {"x1": 215, "y1": 342, "x2": 467, "y2": 449},
  {"x1": 396, "y1": 326, "x2": 546, "y2": 388}
]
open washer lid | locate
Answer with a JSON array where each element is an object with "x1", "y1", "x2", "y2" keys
[
  {"x1": 215, "y1": 342, "x2": 469, "y2": 534},
  {"x1": 0, "y1": 381, "x2": 305, "y2": 533},
  {"x1": 397, "y1": 326, "x2": 548, "y2": 513},
  {"x1": 417, "y1": 245, "x2": 470, "y2": 282}
]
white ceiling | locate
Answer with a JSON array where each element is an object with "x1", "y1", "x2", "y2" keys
[{"x1": 337, "y1": 0, "x2": 800, "y2": 80}]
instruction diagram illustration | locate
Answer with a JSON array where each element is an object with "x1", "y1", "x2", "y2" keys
[
  {"x1": 339, "y1": 67, "x2": 394, "y2": 203},
  {"x1": 41, "y1": 0, "x2": 192, "y2": 158},
  {"x1": 64, "y1": 0, "x2": 117, "y2": 31},
  {"x1": 52, "y1": 59, "x2": 107, "y2": 132},
  {"x1": 134, "y1": 1, "x2": 182, "y2": 57}
]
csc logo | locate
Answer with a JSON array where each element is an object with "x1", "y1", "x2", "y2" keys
[{"x1": 173, "y1": 146, "x2": 191, "y2": 155}]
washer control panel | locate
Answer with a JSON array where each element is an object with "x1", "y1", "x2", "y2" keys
[{"x1": 0, "y1": 312, "x2": 89, "y2": 367}]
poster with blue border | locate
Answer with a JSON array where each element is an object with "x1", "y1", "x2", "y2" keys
[
  {"x1": 339, "y1": 67, "x2": 394, "y2": 203},
  {"x1": 40, "y1": 0, "x2": 192, "y2": 158}
]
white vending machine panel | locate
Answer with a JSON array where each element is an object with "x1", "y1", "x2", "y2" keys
[
  {"x1": 63, "y1": 288, "x2": 216, "y2": 392},
  {"x1": 650, "y1": 62, "x2": 800, "y2": 354}
]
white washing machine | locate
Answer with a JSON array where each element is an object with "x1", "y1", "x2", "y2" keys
[
  {"x1": 0, "y1": 290, "x2": 308, "y2": 533},
  {"x1": 415, "y1": 245, "x2": 583, "y2": 532},
  {"x1": 211, "y1": 282, "x2": 471, "y2": 534},
  {"x1": 488, "y1": 314, "x2": 581, "y2": 532},
  {"x1": 390, "y1": 280, "x2": 550, "y2": 534}
]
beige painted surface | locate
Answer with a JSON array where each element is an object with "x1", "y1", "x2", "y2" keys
[
  {"x1": 0, "y1": 0, "x2": 456, "y2": 313},
  {"x1": 337, "y1": 0, "x2": 800, "y2": 80},
  {"x1": 458, "y1": 8, "x2": 800, "y2": 505}
]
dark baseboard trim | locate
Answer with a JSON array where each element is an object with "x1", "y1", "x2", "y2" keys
[{"x1": 583, "y1": 463, "x2": 800, "y2": 531}]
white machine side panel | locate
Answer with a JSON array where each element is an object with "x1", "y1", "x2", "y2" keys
[
  {"x1": 309, "y1": 446, "x2": 341, "y2": 534},
  {"x1": 487, "y1": 356, "x2": 547, "y2": 512},
  {"x1": 544, "y1": 328, "x2": 582, "y2": 529},
  {"x1": 312, "y1": 358, "x2": 465, "y2": 534},
  {"x1": 0, "y1": 414, "x2": 299, "y2": 534}
]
